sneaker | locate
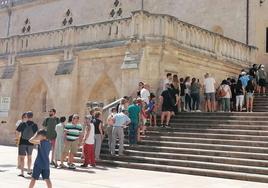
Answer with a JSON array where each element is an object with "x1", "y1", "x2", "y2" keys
[
  {"x1": 165, "y1": 124, "x2": 171, "y2": 128},
  {"x1": 59, "y1": 164, "x2": 67, "y2": 169},
  {"x1": 68, "y1": 163, "x2": 76, "y2": 169},
  {"x1": 80, "y1": 164, "x2": 88, "y2": 168},
  {"x1": 18, "y1": 174, "x2": 25, "y2": 178},
  {"x1": 90, "y1": 164, "x2": 96, "y2": 167},
  {"x1": 196, "y1": 110, "x2": 201, "y2": 112}
]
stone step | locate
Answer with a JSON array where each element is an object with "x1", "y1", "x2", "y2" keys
[
  {"x1": 167, "y1": 119, "x2": 268, "y2": 125},
  {"x1": 138, "y1": 140, "x2": 268, "y2": 153},
  {"x1": 95, "y1": 160, "x2": 268, "y2": 183},
  {"x1": 97, "y1": 148, "x2": 268, "y2": 168},
  {"x1": 140, "y1": 135, "x2": 268, "y2": 147},
  {"x1": 98, "y1": 155, "x2": 268, "y2": 176},
  {"x1": 173, "y1": 112, "x2": 268, "y2": 116},
  {"x1": 142, "y1": 132, "x2": 268, "y2": 141},
  {"x1": 98, "y1": 144, "x2": 268, "y2": 160},
  {"x1": 150, "y1": 124, "x2": 268, "y2": 130},
  {"x1": 146, "y1": 129, "x2": 268, "y2": 136},
  {"x1": 172, "y1": 115, "x2": 268, "y2": 121}
]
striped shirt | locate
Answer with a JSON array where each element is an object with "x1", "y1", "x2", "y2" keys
[{"x1": 64, "y1": 123, "x2": 83, "y2": 141}]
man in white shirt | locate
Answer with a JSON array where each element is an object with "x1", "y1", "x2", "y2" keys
[
  {"x1": 111, "y1": 110, "x2": 131, "y2": 156},
  {"x1": 140, "y1": 83, "x2": 150, "y2": 104},
  {"x1": 203, "y1": 73, "x2": 216, "y2": 112},
  {"x1": 163, "y1": 73, "x2": 173, "y2": 90}
]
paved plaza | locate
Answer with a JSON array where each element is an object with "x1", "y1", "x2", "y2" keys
[{"x1": 0, "y1": 146, "x2": 267, "y2": 188}]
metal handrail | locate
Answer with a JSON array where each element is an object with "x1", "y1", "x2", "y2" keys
[{"x1": 102, "y1": 98, "x2": 123, "y2": 111}]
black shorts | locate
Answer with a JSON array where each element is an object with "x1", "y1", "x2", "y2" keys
[
  {"x1": 259, "y1": 79, "x2": 266, "y2": 87},
  {"x1": 18, "y1": 145, "x2": 34, "y2": 156},
  {"x1": 162, "y1": 105, "x2": 173, "y2": 112},
  {"x1": 32, "y1": 165, "x2": 50, "y2": 180}
]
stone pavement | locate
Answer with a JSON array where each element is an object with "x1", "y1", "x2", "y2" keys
[{"x1": 0, "y1": 145, "x2": 267, "y2": 188}]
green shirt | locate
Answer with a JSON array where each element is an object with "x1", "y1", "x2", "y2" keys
[
  {"x1": 42, "y1": 117, "x2": 60, "y2": 140},
  {"x1": 64, "y1": 123, "x2": 83, "y2": 141},
  {"x1": 128, "y1": 104, "x2": 141, "y2": 124}
]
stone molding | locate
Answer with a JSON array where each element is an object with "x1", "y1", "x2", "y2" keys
[{"x1": 0, "y1": 10, "x2": 257, "y2": 65}]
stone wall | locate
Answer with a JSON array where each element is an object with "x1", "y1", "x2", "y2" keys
[{"x1": 0, "y1": 0, "x2": 257, "y2": 46}]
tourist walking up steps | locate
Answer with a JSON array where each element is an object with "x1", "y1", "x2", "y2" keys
[
  {"x1": 54, "y1": 116, "x2": 66, "y2": 167},
  {"x1": 184, "y1": 76, "x2": 192, "y2": 112},
  {"x1": 190, "y1": 78, "x2": 201, "y2": 112},
  {"x1": 235, "y1": 80, "x2": 244, "y2": 112},
  {"x1": 16, "y1": 111, "x2": 38, "y2": 177},
  {"x1": 42, "y1": 109, "x2": 60, "y2": 166},
  {"x1": 257, "y1": 64, "x2": 267, "y2": 95},
  {"x1": 180, "y1": 77, "x2": 186, "y2": 112},
  {"x1": 60, "y1": 114, "x2": 83, "y2": 169},
  {"x1": 141, "y1": 83, "x2": 151, "y2": 104},
  {"x1": 219, "y1": 80, "x2": 232, "y2": 112},
  {"x1": 106, "y1": 107, "x2": 117, "y2": 152},
  {"x1": 160, "y1": 83, "x2": 175, "y2": 128},
  {"x1": 93, "y1": 111, "x2": 104, "y2": 160},
  {"x1": 28, "y1": 130, "x2": 52, "y2": 188},
  {"x1": 147, "y1": 93, "x2": 158, "y2": 127},
  {"x1": 111, "y1": 109, "x2": 131, "y2": 156},
  {"x1": 246, "y1": 79, "x2": 255, "y2": 112},
  {"x1": 163, "y1": 73, "x2": 173, "y2": 91},
  {"x1": 170, "y1": 75, "x2": 180, "y2": 114},
  {"x1": 128, "y1": 99, "x2": 141, "y2": 146},
  {"x1": 81, "y1": 115, "x2": 96, "y2": 167},
  {"x1": 203, "y1": 73, "x2": 216, "y2": 112}
]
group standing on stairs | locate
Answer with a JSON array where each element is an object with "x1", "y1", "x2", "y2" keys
[{"x1": 13, "y1": 64, "x2": 267, "y2": 187}]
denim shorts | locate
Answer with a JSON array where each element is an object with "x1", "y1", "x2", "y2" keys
[
  {"x1": 246, "y1": 92, "x2": 254, "y2": 100},
  {"x1": 205, "y1": 92, "x2": 215, "y2": 101},
  {"x1": 32, "y1": 165, "x2": 50, "y2": 180}
]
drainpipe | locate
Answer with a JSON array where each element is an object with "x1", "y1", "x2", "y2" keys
[
  {"x1": 6, "y1": 0, "x2": 12, "y2": 37},
  {"x1": 246, "y1": 0, "x2": 249, "y2": 45},
  {"x1": 141, "y1": 0, "x2": 144, "y2": 10}
]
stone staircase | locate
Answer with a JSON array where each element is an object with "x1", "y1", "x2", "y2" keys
[
  {"x1": 75, "y1": 95, "x2": 268, "y2": 183},
  {"x1": 253, "y1": 93, "x2": 268, "y2": 112}
]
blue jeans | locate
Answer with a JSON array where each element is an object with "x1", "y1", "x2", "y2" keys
[{"x1": 129, "y1": 122, "x2": 138, "y2": 145}]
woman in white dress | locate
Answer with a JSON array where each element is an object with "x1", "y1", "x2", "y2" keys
[{"x1": 54, "y1": 116, "x2": 66, "y2": 167}]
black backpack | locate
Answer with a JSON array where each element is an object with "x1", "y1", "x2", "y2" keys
[{"x1": 21, "y1": 122, "x2": 34, "y2": 140}]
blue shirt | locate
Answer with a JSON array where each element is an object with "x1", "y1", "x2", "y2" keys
[
  {"x1": 34, "y1": 140, "x2": 51, "y2": 169},
  {"x1": 113, "y1": 113, "x2": 131, "y2": 127},
  {"x1": 239, "y1": 75, "x2": 250, "y2": 88}
]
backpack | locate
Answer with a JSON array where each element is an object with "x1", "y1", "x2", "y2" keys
[
  {"x1": 21, "y1": 122, "x2": 34, "y2": 140},
  {"x1": 217, "y1": 86, "x2": 227, "y2": 97}
]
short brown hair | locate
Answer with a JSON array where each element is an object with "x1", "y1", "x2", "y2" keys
[{"x1": 94, "y1": 111, "x2": 102, "y2": 118}]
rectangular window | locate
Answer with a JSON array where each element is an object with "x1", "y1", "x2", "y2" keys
[{"x1": 266, "y1": 28, "x2": 268, "y2": 53}]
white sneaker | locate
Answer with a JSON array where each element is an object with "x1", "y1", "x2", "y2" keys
[{"x1": 196, "y1": 110, "x2": 201, "y2": 112}]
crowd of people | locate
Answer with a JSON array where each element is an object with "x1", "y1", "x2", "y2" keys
[{"x1": 13, "y1": 64, "x2": 267, "y2": 188}]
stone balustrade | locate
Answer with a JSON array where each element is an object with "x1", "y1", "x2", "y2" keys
[{"x1": 0, "y1": 10, "x2": 257, "y2": 64}]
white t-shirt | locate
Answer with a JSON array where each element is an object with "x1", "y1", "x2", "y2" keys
[
  {"x1": 85, "y1": 123, "x2": 95, "y2": 144},
  {"x1": 220, "y1": 85, "x2": 231, "y2": 99},
  {"x1": 140, "y1": 88, "x2": 150, "y2": 104},
  {"x1": 163, "y1": 78, "x2": 172, "y2": 90},
  {"x1": 204, "y1": 77, "x2": 216, "y2": 93},
  {"x1": 16, "y1": 120, "x2": 22, "y2": 127}
]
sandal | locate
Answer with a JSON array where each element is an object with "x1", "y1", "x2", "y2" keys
[
  {"x1": 18, "y1": 174, "x2": 25, "y2": 177},
  {"x1": 27, "y1": 171, "x2": 32, "y2": 175}
]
